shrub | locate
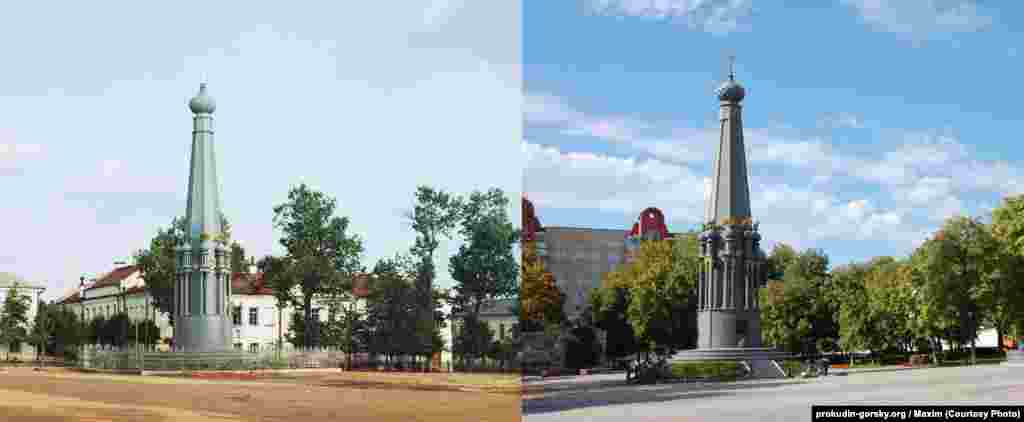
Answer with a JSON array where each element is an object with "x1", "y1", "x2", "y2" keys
[
  {"x1": 780, "y1": 360, "x2": 803, "y2": 377},
  {"x1": 879, "y1": 352, "x2": 909, "y2": 365},
  {"x1": 668, "y1": 361, "x2": 745, "y2": 381}
]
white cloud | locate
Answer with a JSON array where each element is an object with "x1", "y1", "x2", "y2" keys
[
  {"x1": 524, "y1": 141, "x2": 918, "y2": 249},
  {"x1": 524, "y1": 92, "x2": 580, "y2": 126},
  {"x1": 842, "y1": 0, "x2": 994, "y2": 43},
  {"x1": 904, "y1": 177, "x2": 954, "y2": 203},
  {"x1": 0, "y1": 136, "x2": 44, "y2": 173},
  {"x1": 100, "y1": 159, "x2": 122, "y2": 178},
  {"x1": 524, "y1": 91, "x2": 1024, "y2": 262},
  {"x1": 817, "y1": 112, "x2": 865, "y2": 129},
  {"x1": 585, "y1": 0, "x2": 754, "y2": 34}
]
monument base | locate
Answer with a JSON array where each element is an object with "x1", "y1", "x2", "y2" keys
[
  {"x1": 1005, "y1": 350, "x2": 1024, "y2": 366},
  {"x1": 671, "y1": 347, "x2": 792, "y2": 379}
]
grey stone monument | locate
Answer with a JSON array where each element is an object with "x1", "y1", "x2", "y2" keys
[
  {"x1": 671, "y1": 61, "x2": 790, "y2": 378},
  {"x1": 173, "y1": 83, "x2": 233, "y2": 352}
]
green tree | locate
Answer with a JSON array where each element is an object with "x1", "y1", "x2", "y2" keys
[
  {"x1": 406, "y1": 186, "x2": 463, "y2": 364},
  {"x1": 833, "y1": 262, "x2": 876, "y2": 360},
  {"x1": 988, "y1": 196, "x2": 1024, "y2": 349},
  {"x1": 0, "y1": 283, "x2": 31, "y2": 360},
  {"x1": 450, "y1": 189, "x2": 518, "y2": 317},
  {"x1": 104, "y1": 313, "x2": 132, "y2": 347},
  {"x1": 564, "y1": 324, "x2": 601, "y2": 370},
  {"x1": 593, "y1": 237, "x2": 696, "y2": 358},
  {"x1": 453, "y1": 315, "x2": 494, "y2": 366},
  {"x1": 589, "y1": 285, "x2": 635, "y2": 360},
  {"x1": 229, "y1": 241, "x2": 248, "y2": 274},
  {"x1": 259, "y1": 254, "x2": 296, "y2": 352},
  {"x1": 759, "y1": 248, "x2": 834, "y2": 354},
  {"x1": 365, "y1": 256, "x2": 419, "y2": 366},
  {"x1": 273, "y1": 183, "x2": 365, "y2": 349},
  {"x1": 33, "y1": 304, "x2": 83, "y2": 360},
  {"x1": 991, "y1": 195, "x2": 1024, "y2": 256},
  {"x1": 86, "y1": 315, "x2": 107, "y2": 346},
  {"x1": 766, "y1": 243, "x2": 797, "y2": 281},
  {"x1": 912, "y1": 217, "x2": 993, "y2": 363}
]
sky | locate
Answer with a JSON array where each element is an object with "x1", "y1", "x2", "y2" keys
[
  {"x1": 523, "y1": 0, "x2": 1024, "y2": 267},
  {"x1": 0, "y1": 1, "x2": 521, "y2": 301}
]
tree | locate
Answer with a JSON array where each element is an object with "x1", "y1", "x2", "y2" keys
[
  {"x1": 450, "y1": 189, "x2": 518, "y2": 318},
  {"x1": 273, "y1": 183, "x2": 365, "y2": 349},
  {"x1": 33, "y1": 304, "x2": 83, "y2": 360},
  {"x1": 766, "y1": 243, "x2": 797, "y2": 281},
  {"x1": 564, "y1": 323, "x2": 601, "y2": 370},
  {"x1": 365, "y1": 256, "x2": 419, "y2": 366},
  {"x1": 913, "y1": 217, "x2": 993, "y2": 364},
  {"x1": 104, "y1": 313, "x2": 133, "y2": 347},
  {"x1": 759, "y1": 248, "x2": 834, "y2": 354},
  {"x1": 86, "y1": 315, "x2": 107, "y2": 346},
  {"x1": 519, "y1": 241, "x2": 565, "y2": 332},
  {"x1": 135, "y1": 214, "x2": 231, "y2": 325},
  {"x1": 259, "y1": 255, "x2": 296, "y2": 352},
  {"x1": 988, "y1": 196, "x2": 1024, "y2": 349},
  {"x1": 589, "y1": 284, "x2": 635, "y2": 361},
  {"x1": 991, "y1": 195, "x2": 1024, "y2": 257},
  {"x1": 0, "y1": 283, "x2": 31, "y2": 360},
  {"x1": 406, "y1": 186, "x2": 463, "y2": 365},
  {"x1": 591, "y1": 237, "x2": 696, "y2": 361},
  {"x1": 453, "y1": 315, "x2": 494, "y2": 366},
  {"x1": 229, "y1": 241, "x2": 248, "y2": 274}
]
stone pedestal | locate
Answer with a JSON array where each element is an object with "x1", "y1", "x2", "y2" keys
[{"x1": 1005, "y1": 349, "x2": 1024, "y2": 366}]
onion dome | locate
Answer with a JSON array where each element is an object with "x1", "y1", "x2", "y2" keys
[
  {"x1": 189, "y1": 83, "x2": 216, "y2": 114},
  {"x1": 716, "y1": 76, "x2": 745, "y2": 103}
]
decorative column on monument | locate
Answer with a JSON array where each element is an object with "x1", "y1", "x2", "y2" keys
[
  {"x1": 695, "y1": 63, "x2": 767, "y2": 350},
  {"x1": 174, "y1": 83, "x2": 232, "y2": 352}
]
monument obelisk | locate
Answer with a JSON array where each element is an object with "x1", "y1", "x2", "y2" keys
[
  {"x1": 173, "y1": 83, "x2": 233, "y2": 352},
  {"x1": 672, "y1": 60, "x2": 789, "y2": 378}
]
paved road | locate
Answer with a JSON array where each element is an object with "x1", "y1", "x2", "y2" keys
[{"x1": 523, "y1": 364, "x2": 1024, "y2": 421}]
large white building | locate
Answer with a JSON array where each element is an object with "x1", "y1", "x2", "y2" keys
[
  {"x1": 0, "y1": 272, "x2": 47, "y2": 360},
  {"x1": 56, "y1": 263, "x2": 372, "y2": 354}
]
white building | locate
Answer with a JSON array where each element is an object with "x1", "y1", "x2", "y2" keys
[
  {"x1": 56, "y1": 263, "x2": 373, "y2": 354},
  {"x1": 0, "y1": 272, "x2": 46, "y2": 360}
]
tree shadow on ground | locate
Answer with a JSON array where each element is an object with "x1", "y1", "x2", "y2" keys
[{"x1": 522, "y1": 380, "x2": 800, "y2": 415}]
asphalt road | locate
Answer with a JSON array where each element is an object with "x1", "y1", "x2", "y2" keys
[{"x1": 523, "y1": 364, "x2": 1024, "y2": 421}]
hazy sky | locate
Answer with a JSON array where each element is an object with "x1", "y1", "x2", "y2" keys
[
  {"x1": 1, "y1": 1, "x2": 521, "y2": 300},
  {"x1": 524, "y1": 0, "x2": 1023, "y2": 266}
]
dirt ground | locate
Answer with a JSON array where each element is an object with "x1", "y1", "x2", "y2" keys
[{"x1": 0, "y1": 367, "x2": 521, "y2": 422}]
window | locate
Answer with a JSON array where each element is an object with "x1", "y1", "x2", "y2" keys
[
  {"x1": 499, "y1": 324, "x2": 505, "y2": 340},
  {"x1": 248, "y1": 307, "x2": 258, "y2": 326},
  {"x1": 249, "y1": 343, "x2": 259, "y2": 353},
  {"x1": 234, "y1": 343, "x2": 242, "y2": 350},
  {"x1": 232, "y1": 306, "x2": 242, "y2": 326},
  {"x1": 312, "y1": 308, "x2": 321, "y2": 322}
]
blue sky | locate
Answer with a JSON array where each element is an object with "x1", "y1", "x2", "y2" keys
[
  {"x1": 524, "y1": 0, "x2": 1023, "y2": 267},
  {"x1": 1, "y1": 1, "x2": 520, "y2": 300}
]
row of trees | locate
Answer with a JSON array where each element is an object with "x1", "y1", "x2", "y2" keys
[
  {"x1": 572, "y1": 195, "x2": 1024, "y2": 367},
  {"x1": 761, "y1": 200, "x2": 1024, "y2": 363},
  {"x1": 127, "y1": 183, "x2": 519, "y2": 369}
]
